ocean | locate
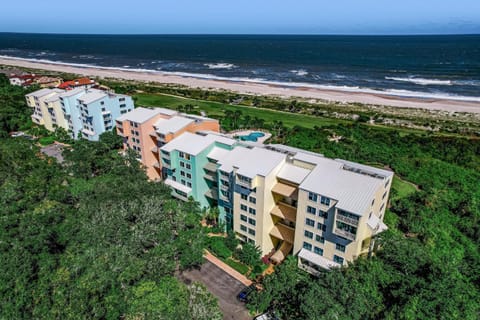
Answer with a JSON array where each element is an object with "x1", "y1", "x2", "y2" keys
[{"x1": 0, "y1": 33, "x2": 479, "y2": 101}]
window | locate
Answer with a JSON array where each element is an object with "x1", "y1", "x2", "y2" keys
[
  {"x1": 333, "y1": 255, "x2": 344, "y2": 264},
  {"x1": 249, "y1": 208, "x2": 256, "y2": 215},
  {"x1": 180, "y1": 161, "x2": 185, "y2": 167},
  {"x1": 187, "y1": 182, "x2": 192, "y2": 188},
  {"x1": 307, "y1": 206, "x2": 316, "y2": 215},
  {"x1": 380, "y1": 203, "x2": 385, "y2": 212},
  {"x1": 185, "y1": 154, "x2": 191, "y2": 160},
  {"x1": 180, "y1": 171, "x2": 186, "y2": 177},
  {"x1": 137, "y1": 147, "x2": 141, "y2": 152},
  {"x1": 319, "y1": 210, "x2": 328, "y2": 219},
  {"x1": 121, "y1": 110, "x2": 127, "y2": 114},
  {"x1": 186, "y1": 163, "x2": 191, "y2": 170},
  {"x1": 308, "y1": 192, "x2": 318, "y2": 202},
  {"x1": 249, "y1": 197, "x2": 256, "y2": 204},
  {"x1": 248, "y1": 218, "x2": 256, "y2": 226},
  {"x1": 186, "y1": 173, "x2": 192, "y2": 179},
  {"x1": 336, "y1": 243, "x2": 346, "y2": 252},
  {"x1": 320, "y1": 196, "x2": 330, "y2": 206},
  {"x1": 317, "y1": 222, "x2": 327, "y2": 232},
  {"x1": 179, "y1": 152, "x2": 185, "y2": 158},
  {"x1": 385, "y1": 179, "x2": 390, "y2": 188},
  {"x1": 306, "y1": 218, "x2": 315, "y2": 227},
  {"x1": 241, "y1": 214, "x2": 247, "y2": 222},
  {"x1": 382, "y1": 191, "x2": 387, "y2": 200},
  {"x1": 240, "y1": 204, "x2": 247, "y2": 211},
  {"x1": 248, "y1": 228, "x2": 255, "y2": 236},
  {"x1": 314, "y1": 247, "x2": 323, "y2": 255},
  {"x1": 371, "y1": 199, "x2": 375, "y2": 206},
  {"x1": 100, "y1": 101, "x2": 105, "y2": 105},
  {"x1": 181, "y1": 180, "x2": 186, "y2": 185},
  {"x1": 240, "y1": 225, "x2": 247, "y2": 232},
  {"x1": 304, "y1": 230, "x2": 313, "y2": 239},
  {"x1": 241, "y1": 194, "x2": 248, "y2": 200},
  {"x1": 315, "y1": 235, "x2": 325, "y2": 243},
  {"x1": 303, "y1": 242, "x2": 312, "y2": 251}
]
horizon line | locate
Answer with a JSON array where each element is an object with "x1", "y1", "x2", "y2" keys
[{"x1": 1, "y1": 31, "x2": 479, "y2": 37}]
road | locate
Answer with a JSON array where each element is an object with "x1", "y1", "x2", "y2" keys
[{"x1": 179, "y1": 261, "x2": 252, "y2": 320}]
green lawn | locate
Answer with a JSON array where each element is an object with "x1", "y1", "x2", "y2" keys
[
  {"x1": 224, "y1": 257, "x2": 250, "y2": 275},
  {"x1": 134, "y1": 93, "x2": 349, "y2": 129},
  {"x1": 391, "y1": 175, "x2": 418, "y2": 201}
]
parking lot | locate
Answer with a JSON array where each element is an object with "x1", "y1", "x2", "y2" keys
[
  {"x1": 40, "y1": 143, "x2": 66, "y2": 163},
  {"x1": 179, "y1": 260, "x2": 252, "y2": 320}
]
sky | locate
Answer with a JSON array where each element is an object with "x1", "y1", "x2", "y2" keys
[{"x1": 1, "y1": 0, "x2": 480, "y2": 35}]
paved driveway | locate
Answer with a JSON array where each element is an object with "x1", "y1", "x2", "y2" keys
[
  {"x1": 180, "y1": 261, "x2": 252, "y2": 320},
  {"x1": 40, "y1": 144, "x2": 65, "y2": 163}
]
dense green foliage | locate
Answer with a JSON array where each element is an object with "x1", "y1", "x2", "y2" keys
[
  {"x1": 0, "y1": 77, "x2": 222, "y2": 319},
  {"x1": 248, "y1": 123, "x2": 480, "y2": 319},
  {"x1": 0, "y1": 74, "x2": 35, "y2": 136}
]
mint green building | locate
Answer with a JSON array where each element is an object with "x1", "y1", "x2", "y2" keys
[{"x1": 160, "y1": 132, "x2": 237, "y2": 225}]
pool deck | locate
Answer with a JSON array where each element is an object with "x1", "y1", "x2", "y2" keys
[{"x1": 226, "y1": 129, "x2": 272, "y2": 145}]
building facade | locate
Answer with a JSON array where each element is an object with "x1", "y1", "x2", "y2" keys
[
  {"x1": 116, "y1": 107, "x2": 220, "y2": 180},
  {"x1": 159, "y1": 133, "x2": 393, "y2": 272},
  {"x1": 27, "y1": 88, "x2": 134, "y2": 141}
]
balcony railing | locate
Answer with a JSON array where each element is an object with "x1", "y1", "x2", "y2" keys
[
  {"x1": 334, "y1": 228, "x2": 356, "y2": 241},
  {"x1": 204, "y1": 172, "x2": 216, "y2": 182},
  {"x1": 336, "y1": 214, "x2": 359, "y2": 226},
  {"x1": 236, "y1": 179, "x2": 251, "y2": 189}
]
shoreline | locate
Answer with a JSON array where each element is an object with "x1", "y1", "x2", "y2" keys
[{"x1": 1, "y1": 56, "x2": 480, "y2": 114}]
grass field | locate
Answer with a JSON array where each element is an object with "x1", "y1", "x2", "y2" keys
[
  {"x1": 391, "y1": 176, "x2": 418, "y2": 201},
  {"x1": 135, "y1": 93, "x2": 350, "y2": 129}
]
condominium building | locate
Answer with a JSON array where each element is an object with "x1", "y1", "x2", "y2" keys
[
  {"x1": 160, "y1": 132, "x2": 393, "y2": 273},
  {"x1": 26, "y1": 88, "x2": 68, "y2": 131},
  {"x1": 26, "y1": 87, "x2": 134, "y2": 141},
  {"x1": 116, "y1": 107, "x2": 220, "y2": 180},
  {"x1": 60, "y1": 88, "x2": 134, "y2": 141}
]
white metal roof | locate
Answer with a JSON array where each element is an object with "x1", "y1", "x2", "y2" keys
[
  {"x1": 59, "y1": 87, "x2": 85, "y2": 98},
  {"x1": 277, "y1": 163, "x2": 311, "y2": 184},
  {"x1": 207, "y1": 147, "x2": 230, "y2": 161},
  {"x1": 44, "y1": 91, "x2": 63, "y2": 103},
  {"x1": 298, "y1": 248, "x2": 341, "y2": 269},
  {"x1": 78, "y1": 90, "x2": 107, "y2": 104},
  {"x1": 300, "y1": 163, "x2": 383, "y2": 215},
  {"x1": 155, "y1": 116, "x2": 194, "y2": 135},
  {"x1": 218, "y1": 146, "x2": 286, "y2": 178},
  {"x1": 160, "y1": 132, "x2": 213, "y2": 156},
  {"x1": 116, "y1": 107, "x2": 163, "y2": 123},
  {"x1": 25, "y1": 88, "x2": 56, "y2": 98}
]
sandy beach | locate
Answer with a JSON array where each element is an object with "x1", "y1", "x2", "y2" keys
[{"x1": 1, "y1": 56, "x2": 480, "y2": 114}]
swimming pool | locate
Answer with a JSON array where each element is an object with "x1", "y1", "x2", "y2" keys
[{"x1": 238, "y1": 131, "x2": 265, "y2": 142}]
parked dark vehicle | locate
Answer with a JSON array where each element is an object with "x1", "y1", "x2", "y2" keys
[{"x1": 236, "y1": 284, "x2": 257, "y2": 303}]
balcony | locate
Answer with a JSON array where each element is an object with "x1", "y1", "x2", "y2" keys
[
  {"x1": 151, "y1": 146, "x2": 159, "y2": 153},
  {"x1": 204, "y1": 172, "x2": 217, "y2": 182},
  {"x1": 236, "y1": 179, "x2": 252, "y2": 189},
  {"x1": 153, "y1": 162, "x2": 161, "y2": 169},
  {"x1": 336, "y1": 214, "x2": 359, "y2": 227},
  {"x1": 219, "y1": 193, "x2": 230, "y2": 202},
  {"x1": 270, "y1": 223, "x2": 295, "y2": 243},
  {"x1": 149, "y1": 132, "x2": 158, "y2": 138},
  {"x1": 333, "y1": 228, "x2": 356, "y2": 241},
  {"x1": 271, "y1": 182, "x2": 298, "y2": 200},
  {"x1": 220, "y1": 183, "x2": 230, "y2": 191},
  {"x1": 204, "y1": 162, "x2": 218, "y2": 172},
  {"x1": 205, "y1": 188, "x2": 218, "y2": 200},
  {"x1": 270, "y1": 202, "x2": 297, "y2": 223}
]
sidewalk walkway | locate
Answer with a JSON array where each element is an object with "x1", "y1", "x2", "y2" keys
[{"x1": 204, "y1": 250, "x2": 253, "y2": 287}]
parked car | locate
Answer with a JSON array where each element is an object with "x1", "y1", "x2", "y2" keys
[{"x1": 236, "y1": 284, "x2": 257, "y2": 303}]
